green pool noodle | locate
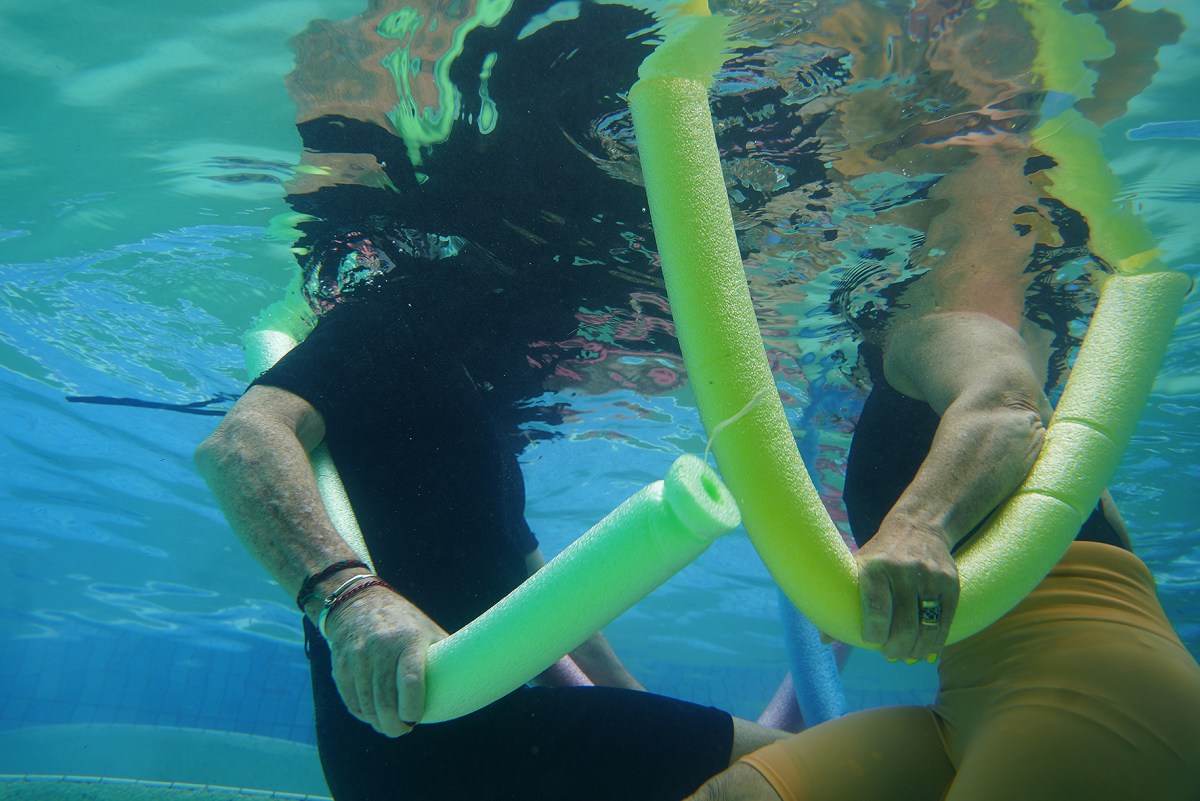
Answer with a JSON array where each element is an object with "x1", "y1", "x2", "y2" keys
[
  {"x1": 423, "y1": 453, "x2": 739, "y2": 722},
  {"x1": 245, "y1": 324, "x2": 740, "y2": 721},
  {"x1": 628, "y1": 9, "x2": 1189, "y2": 647}
]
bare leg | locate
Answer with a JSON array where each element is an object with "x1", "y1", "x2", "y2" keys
[{"x1": 730, "y1": 718, "x2": 789, "y2": 762}]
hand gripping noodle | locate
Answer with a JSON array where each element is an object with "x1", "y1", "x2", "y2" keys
[
  {"x1": 628, "y1": 5, "x2": 1189, "y2": 648},
  {"x1": 244, "y1": 322, "x2": 740, "y2": 721}
]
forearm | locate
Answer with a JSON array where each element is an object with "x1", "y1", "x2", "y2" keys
[
  {"x1": 569, "y1": 631, "x2": 645, "y2": 690},
  {"x1": 886, "y1": 394, "x2": 1044, "y2": 549},
  {"x1": 881, "y1": 310, "x2": 1050, "y2": 549},
  {"x1": 195, "y1": 407, "x2": 358, "y2": 601}
]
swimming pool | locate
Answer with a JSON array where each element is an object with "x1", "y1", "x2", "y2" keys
[{"x1": 1, "y1": 0, "x2": 1197, "y2": 796}]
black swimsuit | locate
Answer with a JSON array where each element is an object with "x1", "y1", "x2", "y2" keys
[{"x1": 255, "y1": 284, "x2": 735, "y2": 801}]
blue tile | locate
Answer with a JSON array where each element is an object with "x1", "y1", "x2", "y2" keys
[
  {"x1": 69, "y1": 705, "x2": 98, "y2": 724},
  {"x1": 1, "y1": 693, "x2": 31, "y2": 724},
  {"x1": 33, "y1": 673, "x2": 61, "y2": 701}
]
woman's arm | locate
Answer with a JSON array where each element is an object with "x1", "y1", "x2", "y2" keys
[
  {"x1": 196, "y1": 386, "x2": 350, "y2": 588},
  {"x1": 882, "y1": 312, "x2": 1049, "y2": 549},
  {"x1": 856, "y1": 312, "x2": 1048, "y2": 662},
  {"x1": 196, "y1": 386, "x2": 446, "y2": 737}
]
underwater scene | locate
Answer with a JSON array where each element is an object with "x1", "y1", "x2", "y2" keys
[{"x1": 1, "y1": 0, "x2": 1198, "y2": 798}]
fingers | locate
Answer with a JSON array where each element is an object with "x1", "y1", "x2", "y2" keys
[
  {"x1": 883, "y1": 565, "x2": 920, "y2": 660},
  {"x1": 372, "y1": 646, "x2": 408, "y2": 738},
  {"x1": 344, "y1": 640, "x2": 419, "y2": 738},
  {"x1": 330, "y1": 641, "x2": 392, "y2": 735},
  {"x1": 395, "y1": 639, "x2": 429, "y2": 729},
  {"x1": 333, "y1": 640, "x2": 415, "y2": 738},
  {"x1": 885, "y1": 565, "x2": 954, "y2": 662},
  {"x1": 915, "y1": 580, "x2": 958, "y2": 662},
  {"x1": 858, "y1": 548, "x2": 958, "y2": 663},
  {"x1": 859, "y1": 558, "x2": 894, "y2": 646},
  {"x1": 325, "y1": 590, "x2": 443, "y2": 738},
  {"x1": 330, "y1": 648, "x2": 366, "y2": 724}
]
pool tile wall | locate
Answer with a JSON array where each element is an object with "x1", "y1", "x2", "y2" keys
[
  {"x1": 0, "y1": 631, "x2": 316, "y2": 743},
  {"x1": 1, "y1": 626, "x2": 934, "y2": 743}
]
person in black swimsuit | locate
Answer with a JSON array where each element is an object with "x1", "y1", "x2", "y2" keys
[{"x1": 196, "y1": 1, "x2": 788, "y2": 799}]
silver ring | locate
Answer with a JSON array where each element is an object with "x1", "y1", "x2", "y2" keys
[{"x1": 918, "y1": 598, "x2": 943, "y2": 627}]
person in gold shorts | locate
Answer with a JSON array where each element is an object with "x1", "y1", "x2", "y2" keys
[{"x1": 685, "y1": 1, "x2": 1200, "y2": 798}]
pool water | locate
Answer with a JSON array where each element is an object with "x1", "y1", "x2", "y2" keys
[{"x1": 1, "y1": 0, "x2": 1197, "y2": 795}]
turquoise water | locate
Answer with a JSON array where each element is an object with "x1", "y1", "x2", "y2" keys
[{"x1": 1, "y1": 0, "x2": 1198, "y2": 794}]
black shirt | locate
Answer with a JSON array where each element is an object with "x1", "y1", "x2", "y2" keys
[{"x1": 254, "y1": 279, "x2": 538, "y2": 633}]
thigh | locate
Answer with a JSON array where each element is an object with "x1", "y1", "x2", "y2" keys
[
  {"x1": 946, "y1": 692, "x2": 1200, "y2": 801},
  {"x1": 741, "y1": 706, "x2": 954, "y2": 801},
  {"x1": 944, "y1": 630, "x2": 1200, "y2": 801},
  {"x1": 313, "y1": 676, "x2": 734, "y2": 801}
]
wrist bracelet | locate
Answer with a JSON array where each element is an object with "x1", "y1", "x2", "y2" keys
[
  {"x1": 296, "y1": 559, "x2": 368, "y2": 611},
  {"x1": 317, "y1": 577, "x2": 389, "y2": 640}
]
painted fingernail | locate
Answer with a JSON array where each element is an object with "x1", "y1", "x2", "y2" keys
[
  {"x1": 884, "y1": 655, "x2": 898, "y2": 663},
  {"x1": 904, "y1": 658, "x2": 918, "y2": 665},
  {"x1": 927, "y1": 653, "x2": 938, "y2": 663}
]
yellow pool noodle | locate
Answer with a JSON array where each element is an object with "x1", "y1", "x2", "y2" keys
[
  {"x1": 630, "y1": 16, "x2": 862, "y2": 645},
  {"x1": 628, "y1": 10, "x2": 1189, "y2": 647}
]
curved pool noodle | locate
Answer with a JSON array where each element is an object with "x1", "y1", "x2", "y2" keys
[
  {"x1": 627, "y1": 13, "x2": 1190, "y2": 648},
  {"x1": 422, "y1": 453, "x2": 740, "y2": 722},
  {"x1": 246, "y1": 326, "x2": 738, "y2": 720},
  {"x1": 778, "y1": 588, "x2": 846, "y2": 726}
]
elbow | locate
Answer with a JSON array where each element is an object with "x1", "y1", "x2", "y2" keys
[
  {"x1": 194, "y1": 408, "x2": 266, "y2": 482},
  {"x1": 994, "y1": 397, "x2": 1046, "y2": 479},
  {"x1": 961, "y1": 375, "x2": 1047, "y2": 463},
  {"x1": 949, "y1": 386, "x2": 1046, "y2": 484},
  {"x1": 194, "y1": 422, "x2": 239, "y2": 484},
  {"x1": 1018, "y1": 412, "x2": 1045, "y2": 477}
]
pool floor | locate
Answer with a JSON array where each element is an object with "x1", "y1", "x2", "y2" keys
[{"x1": 0, "y1": 725, "x2": 328, "y2": 798}]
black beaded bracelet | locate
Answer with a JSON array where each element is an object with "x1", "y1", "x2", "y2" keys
[
  {"x1": 296, "y1": 559, "x2": 368, "y2": 611},
  {"x1": 318, "y1": 578, "x2": 390, "y2": 640}
]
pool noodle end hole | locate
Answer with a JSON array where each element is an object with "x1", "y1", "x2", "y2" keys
[{"x1": 665, "y1": 454, "x2": 741, "y2": 539}]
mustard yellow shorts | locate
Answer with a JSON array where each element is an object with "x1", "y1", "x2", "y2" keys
[{"x1": 742, "y1": 542, "x2": 1200, "y2": 801}]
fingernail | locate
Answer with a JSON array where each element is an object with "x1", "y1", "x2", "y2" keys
[
  {"x1": 904, "y1": 658, "x2": 918, "y2": 665},
  {"x1": 927, "y1": 653, "x2": 938, "y2": 663},
  {"x1": 884, "y1": 655, "x2": 898, "y2": 663}
]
